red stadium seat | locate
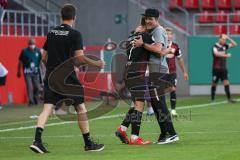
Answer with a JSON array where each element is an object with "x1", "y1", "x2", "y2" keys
[
  {"x1": 201, "y1": 0, "x2": 215, "y2": 9},
  {"x1": 169, "y1": 0, "x2": 183, "y2": 10},
  {"x1": 216, "y1": 10, "x2": 229, "y2": 23},
  {"x1": 213, "y1": 25, "x2": 227, "y2": 35},
  {"x1": 217, "y1": 0, "x2": 231, "y2": 9},
  {"x1": 230, "y1": 25, "x2": 240, "y2": 34},
  {"x1": 233, "y1": 0, "x2": 240, "y2": 9},
  {"x1": 198, "y1": 10, "x2": 214, "y2": 23},
  {"x1": 185, "y1": 0, "x2": 199, "y2": 9},
  {"x1": 231, "y1": 10, "x2": 240, "y2": 22}
]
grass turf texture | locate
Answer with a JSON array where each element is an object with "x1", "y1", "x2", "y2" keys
[{"x1": 0, "y1": 96, "x2": 240, "y2": 160}]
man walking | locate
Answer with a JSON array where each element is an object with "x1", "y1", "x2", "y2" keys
[{"x1": 29, "y1": 4, "x2": 104, "y2": 153}]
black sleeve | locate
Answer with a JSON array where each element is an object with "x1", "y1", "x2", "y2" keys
[
  {"x1": 175, "y1": 44, "x2": 182, "y2": 58},
  {"x1": 43, "y1": 36, "x2": 48, "y2": 51},
  {"x1": 19, "y1": 50, "x2": 24, "y2": 62},
  {"x1": 73, "y1": 31, "x2": 84, "y2": 51}
]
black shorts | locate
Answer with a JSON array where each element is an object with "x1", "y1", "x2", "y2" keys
[
  {"x1": 167, "y1": 73, "x2": 177, "y2": 87},
  {"x1": 44, "y1": 74, "x2": 84, "y2": 106},
  {"x1": 212, "y1": 69, "x2": 228, "y2": 83},
  {"x1": 125, "y1": 73, "x2": 147, "y2": 102}
]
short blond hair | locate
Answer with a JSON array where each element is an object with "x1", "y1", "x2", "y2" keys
[{"x1": 165, "y1": 27, "x2": 173, "y2": 33}]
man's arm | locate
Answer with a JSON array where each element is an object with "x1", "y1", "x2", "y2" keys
[
  {"x1": 134, "y1": 36, "x2": 170, "y2": 56},
  {"x1": 74, "y1": 50, "x2": 104, "y2": 68},
  {"x1": 213, "y1": 47, "x2": 231, "y2": 58},
  {"x1": 226, "y1": 35, "x2": 237, "y2": 48},
  {"x1": 177, "y1": 57, "x2": 188, "y2": 81},
  {"x1": 42, "y1": 49, "x2": 48, "y2": 65}
]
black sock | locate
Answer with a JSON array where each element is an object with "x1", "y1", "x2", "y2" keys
[
  {"x1": 121, "y1": 107, "x2": 134, "y2": 128},
  {"x1": 34, "y1": 127, "x2": 43, "y2": 143},
  {"x1": 82, "y1": 132, "x2": 92, "y2": 146},
  {"x1": 170, "y1": 91, "x2": 176, "y2": 110},
  {"x1": 224, "y1": 85, "x2": 231, "y2": 100},
  {"x1": 131, "y1": 110, "x2": 143, "y2": 136},
  {"x1": 211, "y1": 86, "x2": 216, "y2": 101},
  {"x1": 150, "y1": 94, "x2": 167, "y2": 136}
]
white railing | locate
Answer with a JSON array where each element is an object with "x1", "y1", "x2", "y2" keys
[
  {"x1": 0, "y1": 9, "x2": 60, "y2": 36},
  {"x1": 193, "y1": 12, "x2": 240, "y2": 35}
]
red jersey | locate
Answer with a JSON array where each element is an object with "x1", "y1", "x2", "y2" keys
[{"x1": 166, "y1": 42, "x2": 182, "y2": 73}]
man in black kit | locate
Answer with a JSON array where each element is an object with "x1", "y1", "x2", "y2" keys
[
  {"x1": 30, "y1": 4, "x2": 105, "y2": 153},
  {"x1": 116, "y1": 16, "x2": 157, "y2": 144},
  {"x1": 211, "y1": 34, "x2": 237, "y2": 103}
]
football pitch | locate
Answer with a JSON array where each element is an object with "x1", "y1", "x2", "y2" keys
[{"x1": 0, "y1": 96, "x2": 240, "y2": 160}]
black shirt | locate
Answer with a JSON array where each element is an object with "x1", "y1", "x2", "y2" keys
[
  {"x1": 43, "y1": 24, "x2": 83, "y2": 72},
  {"x1": 43, "y1": 24, "x2": 83, "y2": 84},
  {"x1": 212, "y1": 43, "x2": 230, "y2": 70},
  {"x1": 126, "y1": 32, "x2": 153, "y2": 62},
  {"x1": 125, "y1": 32, "x2": 154, "y2": 78}
]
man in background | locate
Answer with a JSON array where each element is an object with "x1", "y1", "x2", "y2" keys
[
  {"x1": 165, "y1": 27, "x2": 188, "y2": 117},
  {"x1": 211, "y1": 34, "x2": 237, "y2": 103},
  {"x1": 17, "y1": 38, "x2": 42, "y2": 106}
]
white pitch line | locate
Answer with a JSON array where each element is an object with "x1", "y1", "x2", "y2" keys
[
  {"x1": 0, "y1": 114, "x2": 124, "y2": 133},
  {"x1": 1, "y1": 130, "x2": 240, "y2": 140},
  {"x1": 0, "y1": 98, "x2": 237, "y2": 127},
  {"x1": 0, "y1": 117, "x2": 59, "y2": 127},
  {"x1": 177, "y1": 99, "x2": 240, "y2": 110},
  {"x1": 0, "y1": 99, "x2": 239, "y2": 133}
]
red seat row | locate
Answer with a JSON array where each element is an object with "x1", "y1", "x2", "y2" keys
[
  {"x1": 169, "y1": 0, "x2": 240, "y2": 10},
  {"x1": 198, "y1": 10, "x2": 240, "y2": 23},
  {"x1": 213, "y1": 25, "x2": 240, "y2": 35}
]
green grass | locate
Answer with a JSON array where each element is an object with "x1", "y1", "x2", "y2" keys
[{"x1": 0, "y1": 96, "x2": 240, "y2": 160}]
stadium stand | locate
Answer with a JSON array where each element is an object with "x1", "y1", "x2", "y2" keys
[
  {"x1": 233, "y1": 0, "x2": 240, "y2": 9},
  {"x1": 201, "y1": 0, "x2": 215, "y2": 9},
  {"x1": 231, "y1": 10, "x2": 240, "y2": 22},
  {"x1": 217, "y1": 0, "x2": 232, "y2": 9},
  {"x1": 184, "y1": 0, "x2": 199, "y2": 9},
  {"x1": 230, "y1": 24, "x2": 240, "y2": 34},
  {"x1": 198, "y1": 10, "x2": 214, "y2": 23},
  {"x1": 215, "y1": 10, "x2": 229, "y2": 23},
  {"x1": 169, "y1": 0, "x2": 184, "y2": 10},
  {"x1": 213, "y1": 25, "x2": 227, "y2": 34}
]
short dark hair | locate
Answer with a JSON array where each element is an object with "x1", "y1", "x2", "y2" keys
[{"x1": 61, "y1": 4, "x2": 76, "y2": 20}]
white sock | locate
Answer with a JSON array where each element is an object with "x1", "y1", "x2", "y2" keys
[
  {"x1": 148, "y1": 107, "x2": 154, "y2": 114},
  {"x1": 131, "y1": 134, "x2": 139, "y2": 140},
  {"x1": 120, "y1": 125, "x2": 127, "y2": 131}
]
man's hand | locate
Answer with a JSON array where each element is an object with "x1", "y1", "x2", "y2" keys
[
  {"x1": 163, "y1": 48, "x2": 173, "y2": 55},
  {"x1": 96, "y1": 60, "x2": 105, "y2": 69},
  {"x1": 226, "y1": 53, "x2": 232, "y2": 58},
  {"x1": 222, "y1": 34, "x2": 228, "y2": 39},
  {"x1": 134, "y1": 35, "x2": 144, "y2": 47},
  {"x1": 183, "y1": 72, "x2": 189, "y2": 81}
]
